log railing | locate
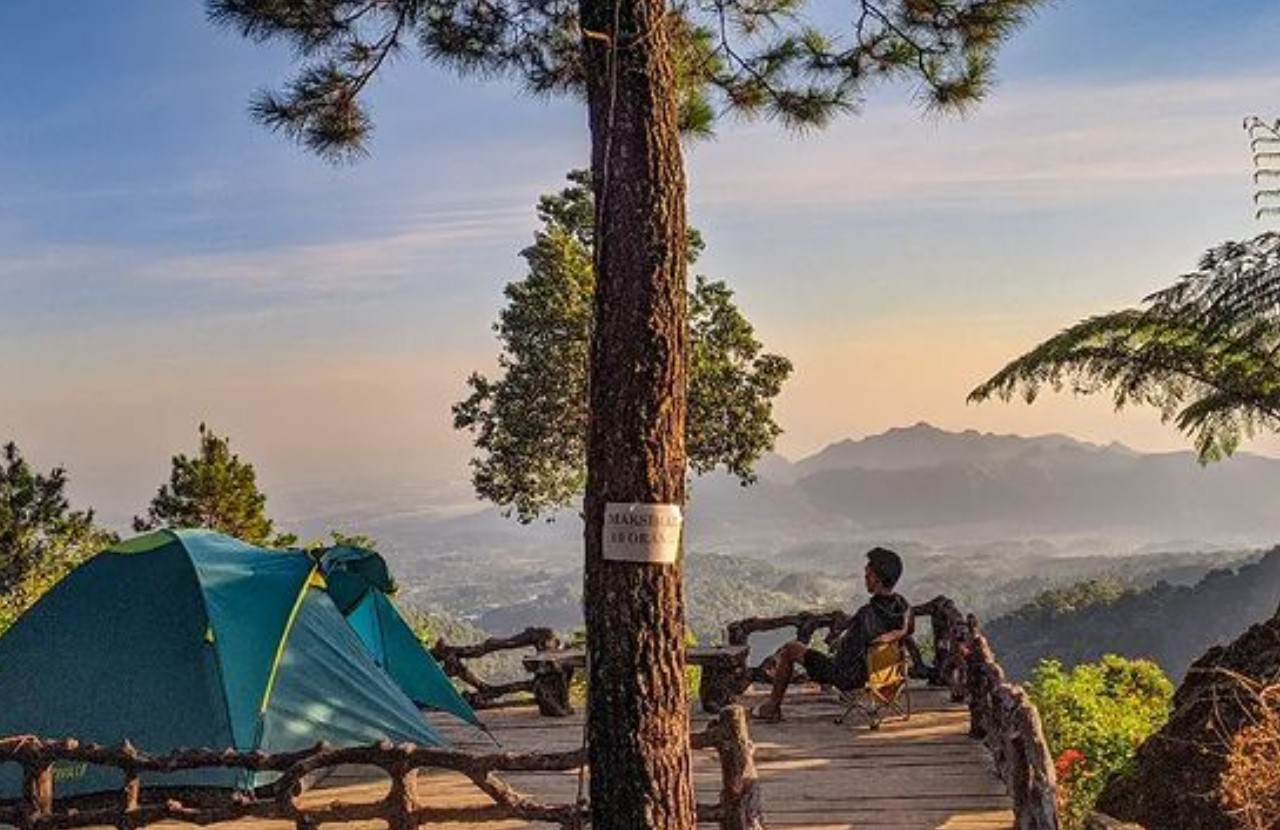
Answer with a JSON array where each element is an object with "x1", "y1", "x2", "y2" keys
[
  {"x1": 429, "y1": 627, "x2": 560, "y2": 709},
  {"x1": 964, "y1": 618, "x2": 1059, "y2": 830},
  {"x1": 726, "y1": 610, "x2": 849, "y2": 683},
  {"x1": 724, "y1": 598, "x2": 964, "y2": 690},
  {"x1": 0, "y1": 705, "x2": 762, "y2": 830}
]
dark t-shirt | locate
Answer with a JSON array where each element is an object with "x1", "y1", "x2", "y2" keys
[{"x1": 832, "y1": 592, "x2": 911, "y2": 673}]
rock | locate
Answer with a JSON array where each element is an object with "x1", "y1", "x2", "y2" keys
[
  {"x1": 1086, "y1": 813, "x2": 1146, "y2": 830},
  {"x1": 1096, "y1": 603, "x2": 1280, "y2": 830}
]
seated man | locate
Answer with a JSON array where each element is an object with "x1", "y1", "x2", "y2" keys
[{"x1": 753, "y1": 547, "x2": 911, "y2": 722}]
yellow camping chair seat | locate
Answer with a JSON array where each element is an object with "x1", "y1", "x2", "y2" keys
[{"x1": 834, "y1": 641, "x2": 911, "y2": 730}]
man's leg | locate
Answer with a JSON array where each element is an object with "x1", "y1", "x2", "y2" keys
[{"x1": 755, "y1": 641, "x2": 808, "y2": 719}]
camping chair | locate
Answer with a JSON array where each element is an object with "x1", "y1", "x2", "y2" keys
[{"x1": 834, "y1": 641, "x2": 911, "y2": 730}]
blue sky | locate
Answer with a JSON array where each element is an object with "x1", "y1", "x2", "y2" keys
[{"x1": 2, "y1": 1, "x2": 1279, "y2": 527}]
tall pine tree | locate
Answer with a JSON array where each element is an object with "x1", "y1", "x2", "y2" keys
[
  {"x1": 207, "y1": 2, "x2": 1043, "y2": 825},
  {"x1": 135, "y1": 423, "x2": 297, "y2": 547}
]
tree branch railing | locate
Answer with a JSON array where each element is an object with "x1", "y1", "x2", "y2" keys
[
  {"x1": 429, "y1": 627, "x2": 561, "y2": 709},
  {"x1": 0, "y1": 706, "x2": 762, "y2": 830},
  {"x1": 724, "y1": 598, "x2": 966, "y2": 690},
  {"x1": 726, "y1": 610, "x2": 850, "y2": 683},
  {"x1": 963, "y1": 619, "x2": 1059, "y2": 830}
]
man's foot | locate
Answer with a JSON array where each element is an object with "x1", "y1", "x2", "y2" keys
[{"x1": 751, "y1": 701, "x2": 784, "y2": 722}]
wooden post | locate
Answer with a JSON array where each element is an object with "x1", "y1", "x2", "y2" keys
[
  {"x1": 117, "y1": 741, "x2": 140, "y2": 830},
  {"x1": 531, "y1": 665, "x2": 575, "y2": 717},
  {"x1": 385, "y1": 757, "x2": 418, "y2": 830},
  {"x1": 1013, "y1": 696, "x2": 1059, "y2": 830},
  {"x1": 714, "y1": 706, "x2": 763, "y2": 830},
  {"x1": 21, "y1": 759, "x2": 53, "y2": 830}
]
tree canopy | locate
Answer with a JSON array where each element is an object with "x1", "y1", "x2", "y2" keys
[
  {"x1": 986, "y1": 551, "x2": 1280, "y2": 684},
  {"x1": 1, "y1": 442, "x2": 116, "y2": 634},
  {"x1": 453, "y1": 170, "x2": 792, "y2": 521},
  {"x1": 970, "y1": 232, "x2": 1280, "y2": 461},
  {"x1": 134, "y1": 424, "x2": 298, "y2": 547},
  {"x1": 209, "y1": 0, "x2": 1042, "y2": 159}
]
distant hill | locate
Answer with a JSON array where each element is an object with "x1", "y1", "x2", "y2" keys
[
  {"x1": 784, "y1": 423, "x2": 1280, "y2": 541},
  {"x1": 278, "y1": 423, "x2": 1280, "y2": 556},
  {"x1": 794, "y1": 422, "x2": 1129, "y2": 477},
  {"x1": 985, "y1": 548, "x2": 1280, "y2": 681}
]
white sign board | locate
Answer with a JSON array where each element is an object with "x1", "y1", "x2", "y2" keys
[{"x1": 603, "y1": 502, "x2": 683, "y2": 564}]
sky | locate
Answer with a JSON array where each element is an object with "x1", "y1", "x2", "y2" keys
[{"x1": 2, "y1": 1, "x2": 1279, "y2": 528}]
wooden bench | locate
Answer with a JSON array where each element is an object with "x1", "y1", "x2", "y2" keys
[{"x1": 522, "y1": 645, "x2": 750, "y2": 717}]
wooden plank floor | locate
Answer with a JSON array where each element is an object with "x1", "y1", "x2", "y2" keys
[
  {"x1": 0, "y1": 686, "x2": 1013, "y2": 830},
  {"x1": 264, "y1": 684, "x2": 1014, "y2": 830}
]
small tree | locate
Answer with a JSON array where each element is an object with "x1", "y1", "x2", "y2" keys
[
  {"x1": 453, "y1": 171, "x2": 792, "y2": 521},
  {"x1": 135, "y1": 424, "x2": 297, "y2": 547},
  {"x1": 0, "y1": 442, "x2": 116, "y2": 634},
  {"x1": 1028, "y1": 655, "x2": 1174, "y2": 830},
  {"x1": 971, "y1": 232, "x2": 1280, "y2": 461}
]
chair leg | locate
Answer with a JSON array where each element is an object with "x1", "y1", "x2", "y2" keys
[{"x1": 835, "y1": 695, "x2": 856, "y2": 725}]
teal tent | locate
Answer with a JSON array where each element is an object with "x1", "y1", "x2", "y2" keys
[
  {"x1": 0, "y1": 530, "x2": 442, "y2": 799},
  {"x1": 318, "y1": 546, "x2": 484, "y2": 730}
]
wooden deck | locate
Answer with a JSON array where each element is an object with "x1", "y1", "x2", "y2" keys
[{"x1": 254, "y1": 684, "x2": 1013, "y2": 830}]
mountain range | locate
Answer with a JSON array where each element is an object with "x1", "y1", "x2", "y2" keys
[
  {"x1": 284, "y1": 422, "x2": 1280, "y2": 567},
  {"x1": 685, "y1": 422, "x2": 1280, "y2": 553}
]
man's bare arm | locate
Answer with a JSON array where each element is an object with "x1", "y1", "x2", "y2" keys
[{"x1": 872, "y1": 609, "x2": 913, "y2": 645}]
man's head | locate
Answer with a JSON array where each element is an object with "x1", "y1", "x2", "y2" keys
[{"x1": 864, "y1": 546, "x2": 903, "y2": 594}]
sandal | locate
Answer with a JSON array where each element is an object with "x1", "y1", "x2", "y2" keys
[{"x1": 751, "y1": 702, "x2": 784, "y2": 723}]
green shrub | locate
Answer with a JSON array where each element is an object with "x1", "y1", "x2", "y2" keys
[{"x1": 1027, "y1": 655, "x2": 1173, "y2": 830}]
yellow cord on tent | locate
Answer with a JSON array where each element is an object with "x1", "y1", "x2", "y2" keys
[{"x1": 259, "y1": 568, "x2": 326, "y2": 716}]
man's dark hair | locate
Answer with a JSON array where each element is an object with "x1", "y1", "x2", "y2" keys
[{"x1": 866, "y1": 547, "x2": 904, "y2": 589}]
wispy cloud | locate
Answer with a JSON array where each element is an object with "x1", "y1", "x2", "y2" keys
[
  {"x1": 0, "y1": 204, "x2": 533, "y2": 311},
  {"x1": 135, "y1": 205, "x2": 531, "y2": 294},
  {"x1": 692, "y1": 73, "x2": 1280, "y2": 213}
]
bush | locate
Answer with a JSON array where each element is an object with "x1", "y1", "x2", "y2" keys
[
  {"x1": 1220, "y1": 682, "x2": 1280, "y2": 830},
  {"x1": 1027, "y1": 655, "x2": 1173, "y2": 830}
]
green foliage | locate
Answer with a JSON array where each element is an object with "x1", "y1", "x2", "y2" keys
[
  {"x1": 134, "y1": 424, "x2": 298, "y2": 547},
  {"x1": 971, "y1": 232, "x2": 1280, "y2": 462},
  {"x1": 453, "y1": 171, "x2": 793, "y2": 522},
  {"x1": 303, "y1": 530, "x2": 381, "y2": 555},
  {"x1": 207, "y1": 0, "x2": 1044, "y2": 160},
  {"x1": 0, "y1": 442, "x2": 116, "y2": 635},
  {"x1": 987, "y1": 551, "x2": 1280, "y2": 683},
  {"x1": 1024, "y1": 579, "x2": 1126, "y2": 616},
  {"x1": 1028, "y1": 655, "x2": 1173, "y2": 830}
]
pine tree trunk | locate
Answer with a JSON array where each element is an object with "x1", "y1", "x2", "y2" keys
[{"x1": 579, "y1": 0, "x2": 694, "y2": 827}]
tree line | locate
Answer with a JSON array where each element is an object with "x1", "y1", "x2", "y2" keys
[
  {"x1": 986, "y1": 549, "x2": 1280, "y2": 682},
  {"x1": 0, "y1": 423, "x2": 289, "y2": 635}
]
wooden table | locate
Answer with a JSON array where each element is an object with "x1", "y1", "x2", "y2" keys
[{"x1": 522, "y1": 645, "x2": 750, "y2": 716}]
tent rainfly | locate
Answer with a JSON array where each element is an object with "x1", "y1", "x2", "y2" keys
[
  {"x1": 0, "y1": 529, "x2": 461, "y2": 798},
  {"x1": 319, "y1": 545, "x2": 483, "y2": 730}
]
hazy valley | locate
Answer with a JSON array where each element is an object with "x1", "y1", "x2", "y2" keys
[{"x1": 271, "y1": 423, "x2": 1280, "y2": 679}]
